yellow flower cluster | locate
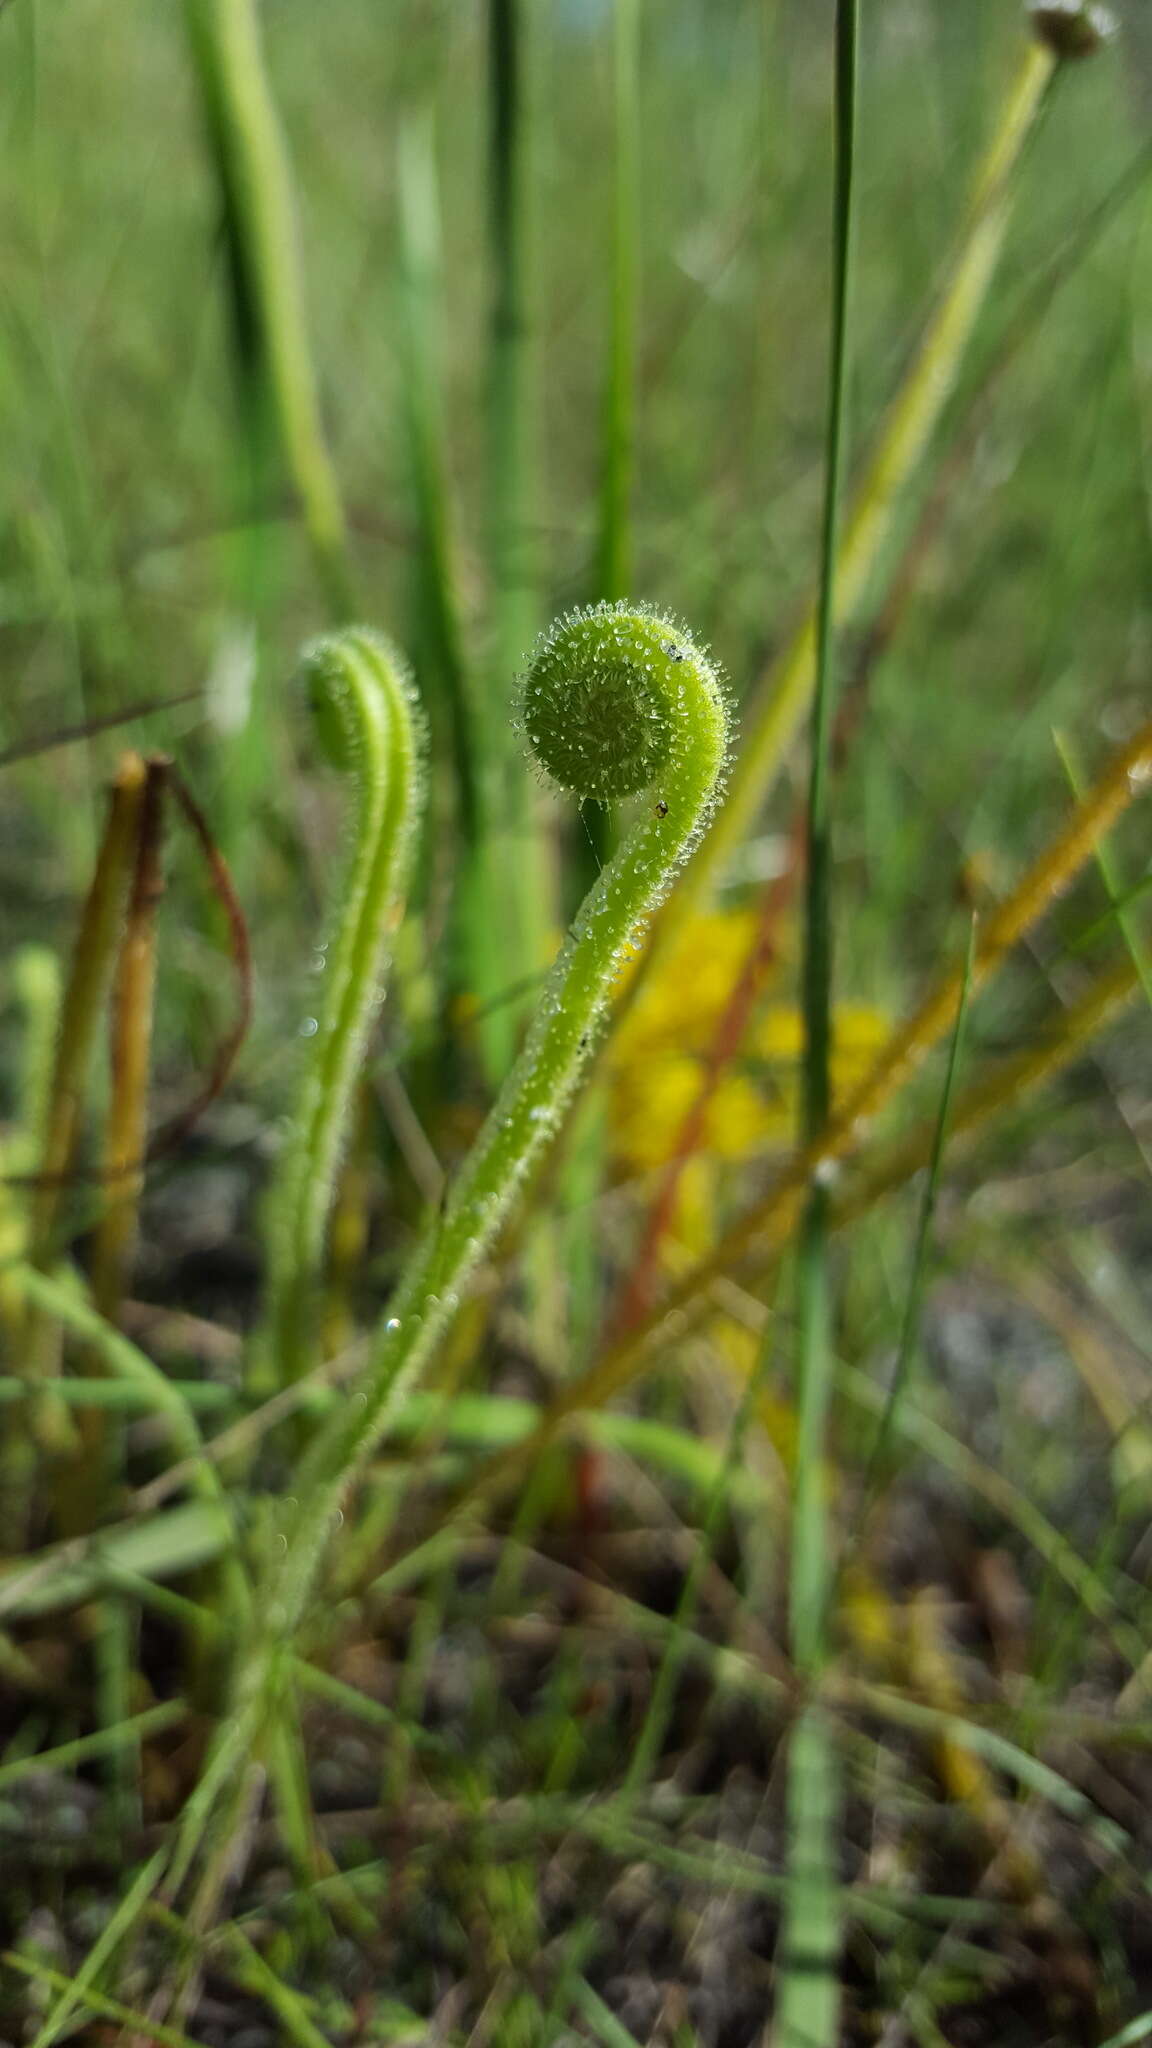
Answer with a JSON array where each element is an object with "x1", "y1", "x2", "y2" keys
[{"x1": 609, "y1": 909, "x2": 889, "y2": 1176}]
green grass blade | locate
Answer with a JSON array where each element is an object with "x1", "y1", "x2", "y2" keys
[
  {"x1": 571, "y1": 1980, "x2": 646, "y2": 2048},
  {"x1": 595, "y1": 0, "x2": 640, "y2": 604},
  {"x1": 24, "y1": 1846, "x2": 170, "y2": 2048},
  {"x1": 776, "y1": 4, "x2": 860, "y2": 2041},
  {"x1": 856, "y1": 912, "x2": 977, "y2": 1512},
  {"x1": 469, "y1": 0, "x2": 551, "y2": 1075},
  {"x1": 0, "y1": 1503, "x2": 232, "y2": 1622},
  {"x1": 182, "y1": 0, "x2": 354, "y2": 620},
  {"x1": 396, "y1": 111, "x2": 481, "y2": 850},
  {"x1": 0, "y1": 1701, "x2": 185, "y2": 1795},
  {"x1": 3, "y1": 1952, "x2": 212, "y2": 2048},
  {"x1": 1056, "y1": 728, "x2": 1152, "y2": 1007}
]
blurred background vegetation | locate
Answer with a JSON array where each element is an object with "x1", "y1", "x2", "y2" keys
[{"x1": 3, "y1": 3, "x2": 1152, "y2": 2044}]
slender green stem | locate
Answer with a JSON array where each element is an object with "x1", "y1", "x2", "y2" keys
[
  {"x1": 470, "y1": 0, "x2": 550, "y2": 1074},
  {"x1": 776, "y1": 5, "x2": 859, "y2": 2044},
  {"x1": 620, "y1": 1331, "x2": 769, "y2": 1801},
  {"x1": 487, "y1": 0, "x2": 532, "y2": 674},
  {"x1": 596, "y1": 0, "x2": 640, "y2": 604},
  {"x1": 396, "y1": 114, "x2": 480, "y2": 849},
  {"x1": 254, "y1": 629, "x2": 424, "y2": 1393},
  {"x1": 183, "y1": 0, "x2": 353, "y2": 621},
  {"x1": 800, "y1": 4, "x2": 858, "y2": 1158},
  {"x1": 578, "y1": 0, "x2": 640, "y2": 882},
  {"x1": 856, "y1": 914, "x2": 976, "y2": 1515},
  {"x1": 1056, "y1": 730, "x2": 1152, "y2": 1006},
  {"x1": 10, "y1": 1264, "x2": 241, "y2": 1557},
  {"x1": 23, "y1": 1847, "x2": 171, "y2": 2048}
]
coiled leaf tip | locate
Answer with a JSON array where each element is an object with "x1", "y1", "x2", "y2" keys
[{"x1": 521, "y1": 602, "x2": 724, "y2": 803}]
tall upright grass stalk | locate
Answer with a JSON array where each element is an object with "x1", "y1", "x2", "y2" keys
[
  {"x1": 469, "y1": 0, "x2": 552, "y2": 1077},
  {"x1": 596, "y1": 0, "x2": 640, "y2": 605},
  {"x1": 486, "y1": 0, "x2": 531, "y2": 665},
  {"x1": 562, "y1": 0, "x2": 643, "y2": 1372},
  {"x1": 773, "y1": 5, "x2": 859, "y2": 2042},
  {"x1": 396, "y1": 115, "x2": 480, "y2": 852},
  {"x1": 854, "y1": 914, "x2": 976, "y2": 1521},
  {"x1": 654, "y1": 25, "x2": 1059, "y2": 964},
  {"x1": 182, "y1": 0, "x2": 354, "y2": 623}
]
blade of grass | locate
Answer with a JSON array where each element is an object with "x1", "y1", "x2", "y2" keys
[
  {"x1": 0, "y1": 1702, "x2": 185, "y2": 1795},
  {"x1": 10, "y1": 1265, "x2": 238, "y2": 1523},
  {"x1": 181, "y1": 0, "x2": 353, "y2": 621},
  {"x1": 855, "y1": 913, "x2": 976, "y2": 1516},
  {"x1": 571, "y1": 1980, "x2": 646, "y2": 2048},
  {"x1": 23, "y1": 1846, "x2": 171, "y2": 2048},
  {"x1": 396, "y1": 111, "x2": 480, "y2": 853},
  {"x1": 216, "y1": 1924, "x2": 335, "y2": 2048},
  {"x1": 1055, "y1": 727, "x2": 1152, "y2": 1005},
  {"x1": 621, "y1": 1302, "x2": 778, "y2": 1802},
  {"x1": 560, "y1": 0, "x2": 643, "y2": 1342},
  {"x1": 774, "y1": 3, "x2": 859, "y2": 2038},
  {"x1": 700, "y1": 1270, "x2": 1147, "y2": 1653},
  {"x1": 0, "y1": 1267, "x2": 245, "y2": 1651},
  {"x1": 834, "y1": 1355, "x2": 1145, "y2": 1662},
  {"x1": 2, "y1": 1953, "x2": 212, "y2": 2048},
  {"x1": 657, "y1": 26, "x2": 1060, "y2": 959},
  {"x1": 0, "y1": 1502, "x2": 232, "y2": 1623},
  {"x1": 596, "y1": 0, "x2": 639, "y2": 605},
  {"x1": 469, "y1": 0, "x2": 552, "y2": 1076},
  {"x1": 0, "y1": 1377, "x2": 234, "y2": 1411}
]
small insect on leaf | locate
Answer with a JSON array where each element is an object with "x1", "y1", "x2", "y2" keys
[{"x1": 655, "y1": 800, "x2": 669, "y2": 817}]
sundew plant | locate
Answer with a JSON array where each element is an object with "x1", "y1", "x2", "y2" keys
[{"x1": 2, "y1": 4, "x2": 1152, "y2": 2046}]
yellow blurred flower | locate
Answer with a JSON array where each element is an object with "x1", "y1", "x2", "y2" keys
[
  {"x1": 612, "y1": 1055, "x2": 785, "y2": 1173},
  {"x1": 608, "y1": 910, "x2": 889, "y2": 1178}
]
